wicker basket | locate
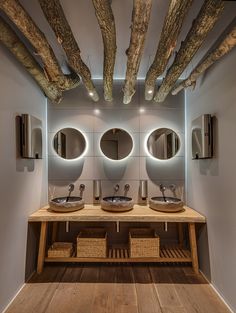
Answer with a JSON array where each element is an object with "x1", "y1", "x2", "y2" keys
[
  {"x1": 77, "y1": 228, "x2": 107, "y2": 258},
  {"x1": 129, "y1": 228, "x2": 160, "y2": 258},
  {"x1": 48, "y1": 242, "x2": 73, "y2": 258}
]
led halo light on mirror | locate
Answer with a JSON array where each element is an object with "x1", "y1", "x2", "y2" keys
[
  {"x1": 53, "y1": 127, "x2": 87, "y2": 160},
  {"x1": 100, "y1": 128, "x2": 133, "y2": 161},
  {"x1": 146, "y1": 128, "x2": 180, "y2": 160}
]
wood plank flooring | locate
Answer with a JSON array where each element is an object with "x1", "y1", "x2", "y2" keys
[{"x1": 6, "y1": 265, "x2": 231, "y2": 313}]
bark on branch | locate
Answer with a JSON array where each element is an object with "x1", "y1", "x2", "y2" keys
[
  {"x1": 38, "y1": 0, "x2": 99, "y2": 102},
  {"x1": 154, "y1": 0, "x2": 225, "y2": 102},
  {"x1": 0, "y1": 0, "x2": 80, "y2": 91},
  {"x1": 172, "y1": 23, "x2": 236, "y2": 95},
  {"x1": 0, "y1": 17, "x2": 62, "y2": 103},
  {"x1": 123, "y1": 0, "x2": 152, "y2": 104},
  {"x1": 92, "y1": 0, "x2": 116, "y2": 101},
  {"x1": 144, "y1": 0, "x2": 193, "y2": 100}
]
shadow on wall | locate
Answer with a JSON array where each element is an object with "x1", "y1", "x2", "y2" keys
[
  {"x1": 103, "y1": 159, "x2": 127, "y2": 180},
  {"x1": 25, "y1": 223, "x2": 40, "y2": 281},
  {"x1": 15, "y1": 116, "x2": 35, "y2": 172},
  {"x1": 197, "y1": 224, "x2": 211, "y2": 281}
]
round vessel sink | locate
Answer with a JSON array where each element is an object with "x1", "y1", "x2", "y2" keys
[
  {"x1": 149, "y1": 196, "x2": 184, "y2": 213},
  {"x1": 49, "y1": 196, "x2": 84, "y2": 213},
  {"x1": 101, "y1": 196, "x2": 134, "y2": 212}
]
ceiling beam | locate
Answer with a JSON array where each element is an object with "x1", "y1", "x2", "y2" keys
[
  {"x1": 154, "y1": 0, "x2": 225, "y2": 103},
  {"x1": 123, "y1": 0, "x2": 152, "y2": 104},
  {"x1": 92, "y1": 0, "x2": 116, "y2": 102},
  {"x1": 38, "y1": 0, "x2": 99, "y2": 102},
  {"x1": 172, "y1": 22, "x2": 236, "y2": 95},
  {"x1": 144, "y1": 0, "x2": 193, "y2": 101},
  {"x1": 0, "y1": 17, "x2": 62, "y2": 103},
  {"x1": 0, "y1": 0, "x2": 80, "y2": 91}
]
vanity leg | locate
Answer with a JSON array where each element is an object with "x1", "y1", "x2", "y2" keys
[
  {"x1": 188, "y1": 222, "x2": 199, "y2": 274},
  {"x1": 37, "y1": 221, "x2": 48, "y2": 274},
  {"x1": 178, "y1": 223, "x2": 184, "y2": 248},
  {"x1": 51, "y1": 222, "x2": 58, "y2": 243}
]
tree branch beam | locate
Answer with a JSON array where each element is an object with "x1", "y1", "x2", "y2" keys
[
  {"x1": 123, "y1": 0, "x2": 152, "y2": 104},
  {"x1": 92, "y1": 0, "x2": 116, "y2": 101},
  {"x1": 38, "y1": 0, "x2": 99, "y2": 102},
  {"x1": 154, "y1": 0, "x2": 225, "y2": 102},
  {"x1": 145, "y1": 0, "x2": 193, "y2": 100},
  {"x1": 172, "y1": 23, "x2": 236, "y2": 95},
  {"x1": 0, "y1": 17, "x2": 62, "y2": 103},
  {"x1": 0, "y1": 0, "x2": 80, "y2": 91}
]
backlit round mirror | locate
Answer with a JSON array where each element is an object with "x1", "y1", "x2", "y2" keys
[
  {"x1": 100, "y1": 128, "x2": 133, "y2": 160},
  {"x1": 53, "y1": 128, "x2": 86, "y2": 160},
  {"x1": 147, "y1": 128, "x2": 180, "y2": 160}
]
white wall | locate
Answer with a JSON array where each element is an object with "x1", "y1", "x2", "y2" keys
[
  {"x1": 0, "y1": 45, "x2": 47, "y2": 313},
  {"x1": 48, "y1": 81, "x2": 185, "y2": 204},
  {"x1": 186, "y1": 49, "x2": 236, "y2": 312}
]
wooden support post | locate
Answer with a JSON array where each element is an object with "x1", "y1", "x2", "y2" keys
[
  {"x1": 37, "y1": 221, "x2": 48, "y2": 274},
  {"x1": 51, "y1": 221, "x2": 58, "y2": 243},
  {"x1": 178, "y1": 223, "x2": 184, "y2": 249},
  {"x1": 188, "y1": 222, "x2": 199, "y2": 274}
]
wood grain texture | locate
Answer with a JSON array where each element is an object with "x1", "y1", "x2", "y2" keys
[
  {"x1": 0, "y1": 0, "x2": 80, "y2": 91},
  {"x1": 37, "y1": 222, "x2": 48, "y2": 274},
  {"x1": 144, "y1": 0, "x2": 193, "y2": 100},
  {"x1": 0, "y1": 17, "x2": 62, "y2": 103},
  {"x1": 123, "y1": 0, "x2": 152, "y2": 104},
  {"x1": 5, "y1": 265, "x2": 231, "y2": 313},
  {"x1": 172, "y1": 23, "x2": 236, "y2": 95},
  {"x1": 188, "y1": 222, "x2": 199, "y2": 274},
  {"x1": 154, "y1": 0, "x2": 225, "y2": 102},
  {"x1": 92, "y1": 0, "x2": 116, "y2": 101},
  {"x1": 29, "y1": 205, "x2": 206, "y2": 223},
  {"x1": 38, "y1": 0, "x2": 99, "y2": 101}
]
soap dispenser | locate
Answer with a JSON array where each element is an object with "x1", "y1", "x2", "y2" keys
[{"x1": 140, "y1": 180, "x2": 148, "y2": 201}]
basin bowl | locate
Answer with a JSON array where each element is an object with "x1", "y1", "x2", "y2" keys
[
  {"x1": 101, "y1": 196, "x2": 134, "y2": 212},
  {"x1": 49, "y1": 196, "x2": 84, "y2": 213},
  {"x1": 149, "y1": 196, "x2": 184, "y2": 213}
]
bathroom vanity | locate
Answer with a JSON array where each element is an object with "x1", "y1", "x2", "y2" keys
[{"x1": 29, "y1": 205, "x2": 206, "y2": 275}]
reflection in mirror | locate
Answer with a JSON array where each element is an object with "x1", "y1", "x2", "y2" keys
[
  {"x1": 100, "y1": 128, "x2": 133, "y2": 160},
  {"x1": 53, "y1": 128, "x2": 86, "y2": 160},
  {"x1": 147, "y1": 128, "x2": 180, "y2": 160}
]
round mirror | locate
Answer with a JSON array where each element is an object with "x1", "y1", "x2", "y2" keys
[
  {"x1": 100, "y1": 128, "x2": 133, "y2": 160},
  {"x1": 147, "y1": 128, "x2": 180, "y2": 160},
  {"x1": 53, "y1": 128, "x2": 86, "y2": 160}
]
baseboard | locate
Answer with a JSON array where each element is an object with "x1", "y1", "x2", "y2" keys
[
  {"x1": 1, "y1": 284, "x2": 25, "y2": 313},
  {"x1": 199, "y1": 270, "x2": 235, "y2": 313}
]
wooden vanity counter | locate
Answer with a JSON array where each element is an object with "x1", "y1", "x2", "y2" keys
[
  {"x1": 29, "y1": 205, "x2": 206, "y2": 275},
  {"x1": 29, "y1": 204, "x2": 206, "y2": 223}
]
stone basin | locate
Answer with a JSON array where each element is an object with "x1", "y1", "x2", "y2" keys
[
  {"x1": 149, "y1": 196, "x2": 184, "y2": 213},
  {"x1": 49, "y1": 196, "x2": 84, "y2": 213},
  {"x1": 101, "y1": 196, "x2": 134, "y2": 212}
]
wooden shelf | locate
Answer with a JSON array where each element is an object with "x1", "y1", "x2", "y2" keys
[{"x1": 45, "y1": 246, "x2": 192, "y2": 263}]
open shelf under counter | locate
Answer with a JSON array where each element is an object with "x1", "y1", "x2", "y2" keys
[{"x1": 45, "y1": 245, "x2": 192, "y2": 264}]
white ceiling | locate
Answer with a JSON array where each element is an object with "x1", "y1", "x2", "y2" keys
[{"x1": 4, "y1": 0, "x2": 236, "y2": 80}]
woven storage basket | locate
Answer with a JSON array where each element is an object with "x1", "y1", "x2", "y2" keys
[
  {"x1": 48, "y1": 242, "x2": 73, "y2": 258},
  {"x1": 129, "y1": 228, "x2": 160, "y2": 258},
  {"x1": 77, "y1": 228, "x2": 107, "y2": 258}
]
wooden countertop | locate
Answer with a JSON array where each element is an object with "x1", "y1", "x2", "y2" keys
[{"x1": 29, "y1": 205, "x2": 206, "y2": 223}]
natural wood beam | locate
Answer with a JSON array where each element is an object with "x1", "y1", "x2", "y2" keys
[
  {"x1": 0, "y1": 17, "x2": 62, "y2": 103},
  {"x1": 92, "y1": 0, "x2": 116, "y2": 101},
  {"x1": 123, "y1": 0, "x2": 152, "y2": 104},
  {"x1": 0, "y1": 0, "x2": 80, "y2": 91},
  {"x1": 172, "y1": 23, "x2": 236, "y2": 95},
  {"x1": 38, "y1": 0, "x2": 99, "y2": 102},
  {"x1": 144, "y1": 0, "x2": 193, "y2": 100},
  {"x1": 154, "y1": 0, "x2": 225, "y2": 103}
]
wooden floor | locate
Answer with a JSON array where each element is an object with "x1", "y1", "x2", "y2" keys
[{"x1": 6, "y1": 264, "x2": 230, "y2": 313}]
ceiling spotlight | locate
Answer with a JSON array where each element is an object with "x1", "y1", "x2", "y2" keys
[
  {"x1": 94, "y1": 109, "x2": 100, "y2": 115},
  {"x1": 148, "y1": 89, "x2": 153, "y2": 94},
  {"x1": 89, "y1": 92, "x2": 94, "y2": 97},
  {"x1": 139, "y1": 108, "x2": 145, "y2": 113}
]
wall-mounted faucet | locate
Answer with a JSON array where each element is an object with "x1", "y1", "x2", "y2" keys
[
  {"x1": 124, "y1": 184, "x2": 130, "y2": 192},
  {"x1": 79, "y1": 184, "x2": 85, "y2": 197},
  {"x1": 66, "y1": 183, "x2": 74, "y2": 202},
  {"x1": 114, "y1": 184, "x2": 119, "y2": 193},
  {"x1": 159, "y1": 184, "x2": 167, "y2": 202}
]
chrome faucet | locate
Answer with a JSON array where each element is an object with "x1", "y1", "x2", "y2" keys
[
  {"x1": 124, "y1": 184, "x2": 130, "y2": 192},
  {"x1": 66, "y1": 183, "x2": 74, "y2": 202},
  {"x1": 159, "y1": 184, "x2": 167, "y2": 202},
  {"x1": 114, "y1": 184, "x2": 119, "y2": 193}
]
